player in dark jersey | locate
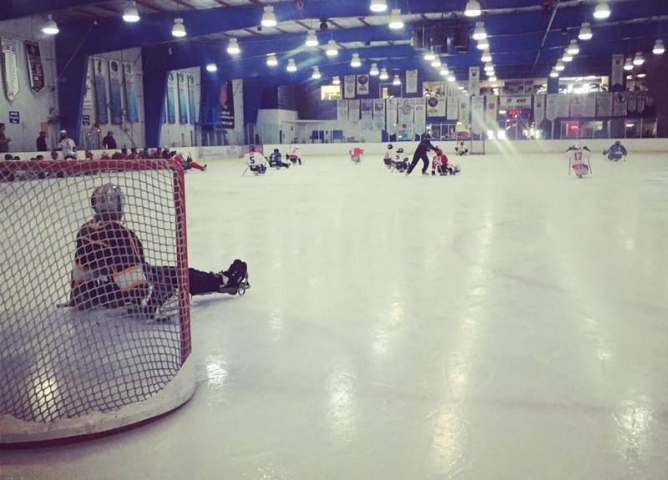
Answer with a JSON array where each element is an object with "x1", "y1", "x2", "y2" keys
[
  {"x1": 69, "y1": 184, "x2": 248, "y2": 317},
  {"x1": 406, "y1": 133, "x2": 437, "y2": 176}
]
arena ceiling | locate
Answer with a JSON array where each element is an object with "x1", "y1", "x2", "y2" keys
[{"x1": 3, "y1": 0, "x2": 668, "y2": 80}]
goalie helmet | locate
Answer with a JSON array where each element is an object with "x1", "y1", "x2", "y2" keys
[{"x1": 91, "y1": 183, "x2": 125, "y2": 218}]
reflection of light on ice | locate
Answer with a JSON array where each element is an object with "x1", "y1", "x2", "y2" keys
[
  {"x1": 205, "y1": 360, "x2": 228, "y2": 388},
  {"x1": 30, "y1": 375, "x2": 60, "y2": 423},
  {"x1": 327, "y1": 370, "x2": 358, "y2": 444}
]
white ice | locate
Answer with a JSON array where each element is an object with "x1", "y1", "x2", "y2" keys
[{"x1": 2, "y1": 152, "x2": 667, "y2": 479}]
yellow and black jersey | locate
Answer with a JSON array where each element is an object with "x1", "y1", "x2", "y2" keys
[{"x1": 70, "y1": 218, "x2": 148, "y2": 309}]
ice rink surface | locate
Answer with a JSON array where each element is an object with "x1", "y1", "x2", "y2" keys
[{"x1": 2, "y1": 152, "x2": 667, "y2": 479}]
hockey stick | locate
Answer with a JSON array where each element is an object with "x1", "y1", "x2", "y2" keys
[{"x1": 241, "y1": 166, "x2": 248, "y2": 176}]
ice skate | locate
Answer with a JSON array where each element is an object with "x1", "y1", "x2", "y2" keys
[{"x1": 216, "y1": 260, "x2": 250, "y2": 295}]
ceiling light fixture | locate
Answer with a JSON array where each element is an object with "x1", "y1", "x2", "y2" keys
[
  {"x1": 550, "y1": 70, "x2": 559, "y2": 78},
  {"x1": 370, "y1": 63, "x2": 380, "y2": 76},
  {"x1": 206, "y1": 63, "x2": 217, "y2": 72},
  {"x1": 392, "y1": 74, "x2": 401, "y2": 85},
  {"x1": 489, "y1": 75, "x2": 497, "y2": 82},
  {"x1": 439, "y1": 66, "x2": 449, "y2": 76},
  {"x1": 172, "y1": 17, "x2": 186, "y2": 37},
  {"x1": 379, "y1": 68, "x2": 389, "y2": 80},
  {"x1": 332, "y1": 76, "x2": 341, "y2": 85},
  {"x1": 477, "y1": 38, "x2": 489, "y2": 50},
  {"x1": 636, "y1": 72, "x2": 646, "y2": 78},
  {"x1": 287, "y1": 59, "x2": 297, "y2": 72},
  {"x1": 562, "y1": 50, "x2": 573, "y2": 62},
  {"x1": 266, "y1": 54, "x2": 278, "y2": 67},
  {"x1": 325, "y1": 40, "x2": 339, "y2": 56},
  {"x1": 623, "y1": 58, "x2": 634, "y2": 71},
  {"x1": 578, "y1": 22, "x2": 593, "y2": 40},
  {"x1": 424, "y1": 49, "x2": 435, "y2": 61},
  {"x1": 555, "y1": 60, "x2": 565, "y2": 71},
  {"x1": 227, "y1": 37, "x2": 240, "y2": 55},
  {"x1": 351, "y1": 53, "x2": 362, "y2": 67},
  {"x1": 42, "y1": 14, "x2": 59, "y2": 35},
  {"x1": 370, "y1": 0, "x2": 388, "y2": 13},
  {"x1": 465, "y1": 0, "x2": 482, "y2": 18},
  {"x1": 431, "y1": 57, "x2": 441, "y2": 68},
  {"x1": 472, "y1": 22, "x2": 487, "y2": 41},
  {"x1": 389, "y1": 9, "x2": 404, "y2": 29},
  {"x1": 305, "y1": 30, "x2": 319, "y2": 47},
  {"x1": 447, "y1": 74, "x2": 456, "y2": 82},
  {"x1": 593, "y1": 2, "x2": 611, "y2": 20},
  {"x1": 654, "y1": 39, "x2": 665, "y2": 55},
  {"x1": 312, "y1": 66, "x2": 322, "y2": 79},
  {"x1": 122, "y1": 1, "x2": 140, "y2": 22},
  {"x1": 481, "y1": 51, "x2": 492, "y2": 62},
  {"x1": 566, "y1": 40, "x2": 579, "y2": 55},
  {"x1": 633, "y1": 51, "x2": 645, "y2": 66},
  {"x1": 261, "y1": 6, "x2": 277, "y2": 27},
  {"x1": 484, "y1": 63, "x2": 494, "y2": 72}
]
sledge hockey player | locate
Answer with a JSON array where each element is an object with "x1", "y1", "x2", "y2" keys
[
  {"x1": 392, "y1": 147, "x2": 410, "y2": 172},
  {"x1": 177, "y1": 153, "x2": 207, "y2": 172},
  {"x1": 68, "y1": 184, "x2": 249, "y2": 319},
  {"x1": 406, "y1": 133, "x2": 437, "y2": 176},
  {"x1": 349, "y1": 147, "x2": 364, "y2": 164},
  {"x1": 454, "y1": 141, "x2": 469, "y2": 156},
  {"x1": 567, "y1": 145, "x2": 592, "y2": 178},
  {"x1": 287, "y1": 145, "x2": 302, "y2": 165},
  {"x1": 383, "y1": 144, "x2": 394, "y2": 169},
  {"x1": 268, "y1": 148, "x2": 290, "y2": 169},
  {"x1": 603, "y1": 140, "x2": 627, "y2": 162},
  {"x1": 245, "y1": 145, "x2": 268, "y2": 175},
  {"x1": 431, "y1": 148, "x2": 460, "y2": 176}
]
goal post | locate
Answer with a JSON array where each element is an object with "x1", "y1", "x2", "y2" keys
[{"x1": 0, "y1": 159, "x2": 195, "y2": 446}]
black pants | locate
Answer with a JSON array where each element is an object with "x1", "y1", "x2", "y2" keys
[
  {"x1": 147, "y1": 266, "x2": 220, "y2": 299},
  {"x1": 407, "y1": 150, "x2": 429, "y2": 175}
]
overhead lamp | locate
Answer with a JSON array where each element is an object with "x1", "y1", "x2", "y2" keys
[
  {"x1": 332, "y1": 76, "x2": 341, "y2": 85},
  {"x1": 484, "y1": 63, "x2": 494, "y2": 72},
  {"x1": 637, "y1": 72, "x2": 646, "y2": 78},
  {"x1": 550, "y1": 70, "x2": 559, "y2": 78},
  {"x1": 481, "y1": 51, "x2": 492, "y2": 62},
  {"x1": 472, "y1": 22, "x2": 487, "y2": 41},
  {"x1": 623, "y1": 58, "x2": 634, "y2": 71},
  {"x1": 424, "y1": 49, "x2": 435, "y2": 61},
  {"x1": 227, "y1": 37, "x2": 240, "y2": 55},
  {"x1": 653, "y1": 39, "x2": 665, "y2": 55},
  {"x1": 439, "y1": 65, "x2": 449, "y2": 76},
  {"x1": 633, "y1": 51, "x2": 645, "y2": 66},
  {"x1": 325, "y1": 40, "x2": 339, "y2": 57},
  {"x1": 562, "y1": 50, "x2": 573, "y2": 62},
  {"x1": 447, "y1": 74, "x2": 456, "y2": 82},
  {"x1": 389, "y1": 9, "x2": 404, "y2": 29},
  {"x1": 206, "y1": 63, "x2": 217, "y2": 72},
  {"x1": 351, "y1": 53, "x2": 362, "y2": 67},
  {"x1": 477, "y1": 38, "x2": 489, "y2": 50},
  {"x1": 431, "y1": 57, "x2": 441, "y2": 68},
  {"x1": 261, "y1": 6, "x2": 277, "y2": 27},
  {"x1": 566, "y1": 40, "x2": 579, "y2": 55},
  {"x1": 42, "y1": 15, "x2": 59, "y2": 35},
  {"x1": 578, "y1": 22, "x2": 593, "y2": 40},
  {"x1": 555, "y1": 60, "x2": 565, "y2": 71},
  {"x1": 370, "y1": 0, "x2": 388, "y2": 13},
  {"x1": 122, "y1": 1, "x2": 140, "y2": 22},
  {"x1": 489, "y1": 75, "x2": 497, "y2": 82},
  {"x1": 287, "y1": 59, "x2": 297, "y2": 72},
  {"x1": 305, "y1": 30, "x2": 319, "y2": 47},
  {"x1": 457, "y1": 86, "x2": 464, "y2": 90},
  {"x1": 593, "y1": 2, "x2": 611, "y2": 20},
  {"x1": 311, "y1": 66, "x2": 322, "y2": 79},
  {"x1": 465, "y1": 0, "x2": 482, "y2": 18},
  {"x1": 626, "y1": 74, "x2": 633, "y2": 80},
  {"x1": 172, "y1": 17, "x2": 186, "y2": 37},
  {"x1": 379, "y1": 68, "x2": 389, "y2": 80},
  {"x1": 266, "y1": 54, "x2": 278, "y2": 67},
  {"x1": 392, "y1": 74, "x2": 401, "y2": 85},
  {"x1": 370, "y1": 63, "x2": 380, "y2": 76}
]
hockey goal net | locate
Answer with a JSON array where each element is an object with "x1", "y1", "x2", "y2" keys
[{"x1": 0, "y1": 159, "x2": 194, "y2": 445}]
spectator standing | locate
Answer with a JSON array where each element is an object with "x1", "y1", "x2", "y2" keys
[
  {"x1": 0, "y1": 124, "x2": 11, "y2": 153},
  {"x1": 36, "y1": 131, "x2": 49, "y2": 151},
  {"x1": 102, "y1": 131, "x2": 117, "y2": 150}
]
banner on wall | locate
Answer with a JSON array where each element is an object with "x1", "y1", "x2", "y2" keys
[
  {"x1": 545, "y1": 94, "x2": 558, "y2": 120},
  {"x1": 386, "y1": 98, "x2": 398, "y2": 135},
  {"x1": 93, "y1": 58, "x2": 108, "y2": 124},
  {"x1": 357, "y1": 75, "x2": 369, "y2": 96},
  {"x1": 177, "y1": 72, "x2": 188, "y2": 124},
  {"x1": 24, "y1": 40, "x2": 44, "y2": 93},
  {"x1": 348, "y1": 99, "x2": 360, "y2": 122},
  {"x1": 468, "y1": 67, "x2": 480, "y2": 97},
  {"x1": 423, "y1": 80, "x2": 445, "y2": 97},
  {"x1": 397, "y1": 98, "x2": 414, "y2": 139},
  {"x1": 123, "y1": 62, "x2": 139, "y2": 124},
  {"x1": 188, "y1": 74, "x2": 197, "y2": 125},
  {"x1": 446, "y1": 95, "x2": 459, "y2": 120},
  {"x1": 637, "y1": 93, "x2": 646, "y2": 113},
  {"x1": 344, "y1": 75, "x2": 356, "y2": 99},
  {"x1": 458, "y1": 95, "x2": 469, "y2": 124},
  {"x1": 596, "y1": 92, "x2": 613, "y2": 117},
  {"x1": 166, "y1": 72, "x2": 176, "y2": 124},
  {"x1": 83, "y1": 67, "x2": 94, "y2": 111},
  {"x1": 627, "y1": 91, "x2": 637, "y2": 113},
  {"x1": 406, "y1": 70, "x2": 418, "y2": 94},
  {"x1": 611, "y1": 54, "x2": 624, "y2": 90},
  {"x1": 373, "y1": 98, "x2": 385, "y2": 130},
  {"x1": 219, "y1": 80, "x2": 234, "y2": 128},
  {"x1": 499, "y1": 95, "x2": 531, "y2": 109},
  {"x1": 413, "y1": 97, "x2": 425, "y2": 134},
  {"x1": 486, "y1": 95, "x2": 498, "y2": 124},
  {"x1": 584, "y1": 93, "x2": 597, "y2": 117},
  {"x1": 361, "y1": 99, "x2": 373, "y2": 128},
  {"x1": 471, "y1": 96, "x2": 484, "y2": 134},
  {"x1": 1, "y1": 36, "x2": 20, "y2": 102},
  {"x1": 569, "y1": 95, "x2": 586, "y2": 118},
  {"x1": 555, "y1": 94, "x2": 570, "y2": 118},
  {"x1": 337, "y1": 99, "x2": 348, "y2": 122},
  {"x1": 426, "y1": 96, "x2": 445, "y2": 117},
  {"x1": 612, "y1": 92, "x2": 627, "y2": 116},
  {"x1": 534, "y1": 94, "x2": 546, "y2": 122},
  {"x1": 504, "y1": 79, "x2": 528, "y2": 94},
  {"x1": 108, "y1": 60, "x2": 123, "y2": 125}
]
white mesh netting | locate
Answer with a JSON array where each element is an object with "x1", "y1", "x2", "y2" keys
[{"x1": 0, "y1": 160, "x2": 192, "y2": 443}]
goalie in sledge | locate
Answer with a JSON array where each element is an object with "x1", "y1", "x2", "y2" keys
[
  {"x1": 567, "y1": 145, "x2": 592, "y2": 178},
  {"x1": 68, "y1": 184, "x2": 250, "y2": 319},
  {"x1": 431, "y1": 148, "x2": 460, "y2": 176}
]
